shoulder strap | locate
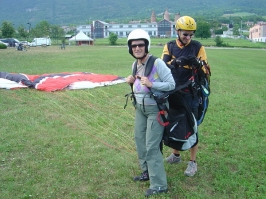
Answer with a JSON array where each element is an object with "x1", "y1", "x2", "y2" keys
[
  {"x1": 189, "y1": 40, "x2": 202, "y2": 56},
  {"x1": 144, "y1": 55, "x2": 157, "y2": 76},
  {"x1": 167, "y1": 40, "x2": 176, "y2": 57},
  {"x1": 132, "y1": 61, "x2": 138, "y2": 77},
  {"x1": 132, "y1": 55, "x2": 157, "y2": 77},
  {"x1": 167, "y1": 39, "x2": 202, "y2": 58}
]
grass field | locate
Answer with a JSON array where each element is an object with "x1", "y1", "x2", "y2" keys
[
  {"x1": 91, "y1": 37, "x2": 266, "y2": 49},
  {"x1": 0, "y1": 45, "x2": 265, "y2": 199},
  {"x1": 222, "y1": 12, "x2": 256, "y2": 17}
]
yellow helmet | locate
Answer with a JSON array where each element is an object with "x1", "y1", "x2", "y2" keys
[{"x1": 175, "y1": 16, "x2": 197, "y2": 31}]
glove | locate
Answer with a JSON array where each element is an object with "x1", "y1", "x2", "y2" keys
[
  {"x1": 171, "y1": 56, "x2": 189, "y2": 67},
  {"x1": 187, "y1": 55, "x2": 203, "y2": 69}
]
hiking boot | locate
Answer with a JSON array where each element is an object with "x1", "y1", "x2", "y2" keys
[
  {"x1": 133, "y1": 170, "x2": 149, "y2": 181},
  {"x1": 165, "y1": 153, "x2": 181, "y2": 164},
  {"x1": 184, "y1": 161, "x2": 197, "y2": 177},
  {"x1": 145, "y1": 188, "x2": 168, "y2": 197}
]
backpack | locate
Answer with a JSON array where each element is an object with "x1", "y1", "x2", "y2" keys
[
  {"x1": 161, "y1": 92, "x2": 198, "y2": 151},
  {"x1": 124, "y1": 55, "x2": 199, "y2": 151}
]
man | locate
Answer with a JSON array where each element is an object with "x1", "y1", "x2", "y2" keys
[
  {"x1": 161, "y1": 16, "x2": 210, "y2": 177},
  {"x1": 126, "y1": 29, "x2": 175, "y2": 197}
]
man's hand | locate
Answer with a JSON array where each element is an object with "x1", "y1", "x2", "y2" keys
[
  {"x1": 187, "y1": 55, "x2": 203, "y2": 69},
  {"x1": 171, "y1": 56, "x2": 189, "y2": 67}
]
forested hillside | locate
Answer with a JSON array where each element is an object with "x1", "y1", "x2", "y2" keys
[{"x1": 1, "y1": 0, "x2": 265, "y2": 26}]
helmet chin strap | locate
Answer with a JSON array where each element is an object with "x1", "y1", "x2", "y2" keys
[
  {"x1": 178, "y1": 31, "x2": 186, "y2": 46},
  {"x1": 131, "y1": 52, "x2": 147, "y2": 61},
  {"x1": 138, "y1": 53, "x2": 148, "y2": 61}
]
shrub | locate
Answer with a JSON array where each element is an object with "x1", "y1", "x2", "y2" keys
[
  {"x1": 0, "y1": 43, "x2": 7, "y2": 49},
  {"x1": 214, "y1": 36, "x2": 229, "y2": 47},
  {"x1": 108, "y1": 33, "x2": 118, "y2": 45}
]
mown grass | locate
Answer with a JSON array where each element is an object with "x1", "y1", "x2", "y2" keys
[
  {"x1": 94, "y1": 37, "x2": 266, "y2": 49},
  {"x1": 0, "y1": 45, "x2": 265, "y2": 199}
]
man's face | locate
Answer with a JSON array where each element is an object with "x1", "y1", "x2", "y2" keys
[
  {"x1": 178, "y1": 30, "x2": 194, "y2": 44},
  {"x1": 131, "y1": 40, "x2": 146, "y2": 59}
]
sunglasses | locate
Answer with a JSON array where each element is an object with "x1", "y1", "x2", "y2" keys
[
  {"x1": 131, "y1": 43, "x2": 145, "y2": 48},
  {"x1": 182, "y1": 33, "x2": 194, "y2": 37}
]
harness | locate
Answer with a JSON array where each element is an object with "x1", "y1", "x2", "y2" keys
[
  {"x1": 166, "y1": 39, "x2": 211, "y2": 125},
  {"x1": 167, "y1": 40, "x2": 202, "y2": 59},
  {"x1": 124, "y1": 56, "x2": 157, "y2": 111}
]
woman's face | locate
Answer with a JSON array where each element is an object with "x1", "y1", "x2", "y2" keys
[{"x1": 131, "y1": 40, "x2": 146, "y2": 59}]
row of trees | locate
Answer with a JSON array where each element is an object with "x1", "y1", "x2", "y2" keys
[{"x1": 0, "y1": 21, "x2": 66, "y2": 44}]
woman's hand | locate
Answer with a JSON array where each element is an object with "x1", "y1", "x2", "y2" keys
[
  {"x1": 139, "y1": 76, "x2": 152, "y2": 88},
  {"x1": 126, "y1": 75, "x2": 135, "y2": 84}
]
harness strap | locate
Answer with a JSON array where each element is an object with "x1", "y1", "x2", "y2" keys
[
  {"x1": 124, "y1": 83, "x2": 136, "y2": 109},
  {"x1": 157, "y1": 110, "x2": 169, "y2": 126}
]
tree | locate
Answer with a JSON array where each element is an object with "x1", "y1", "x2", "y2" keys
[
  {"x1": 208, "y1": 19, "x2": 220, "y2": 30},
  {"x1": 222, "y1": 26, "x2": 228, "y2": 31},
  {"x1": 233, "y1": 24, "x2": 240, "y2": 35},
  {"x1": 218, "y1": 17, "x2": 230, "y2": 24},
  {"x1": 30, "y1": 21, "x2": 51, "y2": 38},
  {"x1": 214, "y1": 25, "x2": 228, "y2": 35},
  {"x1": 50, "y1": 25, "x2": 65, "y2": 44},
  {"x1": 17, "y1": 25, "x2": 28, "y2": 40},
  {"x1": 195, "y1": 20, "x2": 211, "y2": 39},
  {"x1": 214, "y1": 29, "x2": 223, "y2": 35},
  {"x1": 1, "y1": 21, "x2": 15, "y2": 38},
  {"x1": 108, "y1": 32, "x2": 118, "y2": 45}
]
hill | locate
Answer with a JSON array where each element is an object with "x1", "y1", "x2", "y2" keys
[{"x1": 1, "y1": 0, "x2": 266, "y2": 27}]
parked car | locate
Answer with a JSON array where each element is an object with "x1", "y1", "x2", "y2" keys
[
  {"x1": 0, "y1": 38, "x2": 20, "y2": 47},
  {"x1": 20, "y1": 41, "x2": 29, "y2": 46},
  {"x1": 0, "y1": 40, "x2": 9, "y2": 47}
]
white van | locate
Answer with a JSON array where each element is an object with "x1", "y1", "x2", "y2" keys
[{"x1": 30, "y1": 38, "x2": 52, "y2": 46}]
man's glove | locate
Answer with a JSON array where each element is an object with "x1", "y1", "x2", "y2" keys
[
  {"x1": 187, "y1": 55, "x2": 203, "y2": 69},
  {"x1": 171, "y1": 56, "x2": 189, "y2": 67}
]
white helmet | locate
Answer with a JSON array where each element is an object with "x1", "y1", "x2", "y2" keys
[{"x1": 127, "y1": 29, "x2": 150, "y2": 57}]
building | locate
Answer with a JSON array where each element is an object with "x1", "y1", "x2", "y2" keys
[
  {"x1": 76, "y1": 9, "x2": 180, "y2": 39},
  {"x1": 249, "y1": 23, "x2": 266, "y2": 42}
]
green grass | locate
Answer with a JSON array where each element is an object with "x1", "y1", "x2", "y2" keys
[
  {"x1": 94, "y1": 37, "x2": 266, "y2": 49},
  {"x1": 0, "y1": 45, "x2": 265, "y2": 199},
  {"x1": 222, "y1": 12, "x2": 256, "y2": 17}
]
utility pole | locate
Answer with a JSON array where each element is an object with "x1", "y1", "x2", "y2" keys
[
  {"x1": 27, "y1": 23, "x2": 31, "y2": 42},
  {"x1": 239, "y1": 17, "x2": 242, "y2": 37},
  {"x1": 93, "y1": 21, "x2": 95, "y2": 41},
  {"x1": 75, "y1": 30, "x2": 76, "y2": 45},
  {"x1": 241, "y1": 19, "x2": 242, "y2": 37}
]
